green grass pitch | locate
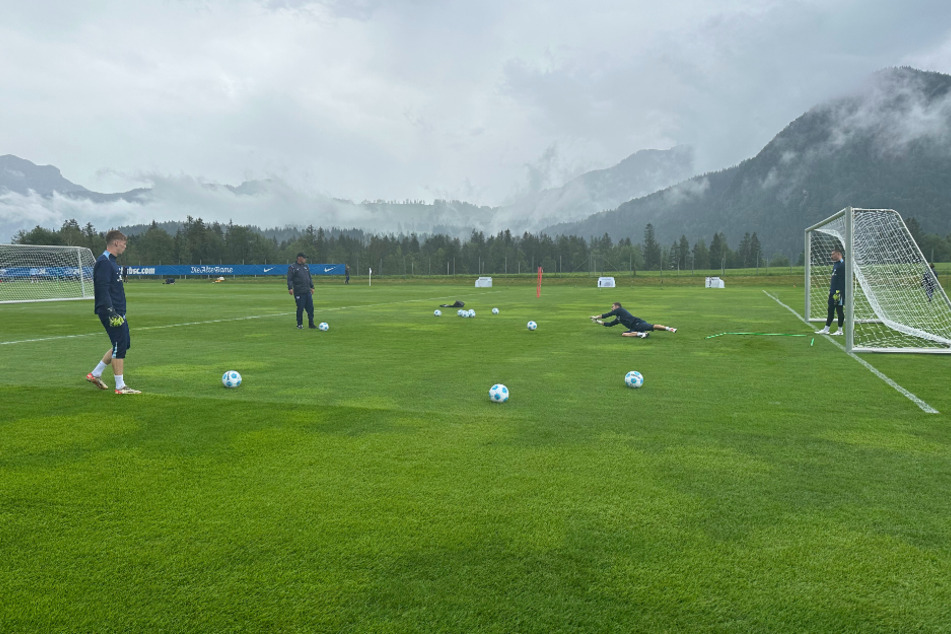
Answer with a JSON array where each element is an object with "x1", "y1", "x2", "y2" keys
[{"x1": 2, "y1": 277, "x2": 950, "y2": 632}]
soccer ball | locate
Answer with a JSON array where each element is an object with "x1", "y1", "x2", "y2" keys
[
  {"x1": 434, "y1": 309, "x2": 442, "y2": 317},
  {"x1": 318, "y1": 322, "x2": 329, "y2": 331},
  {"x1": 624, "y1": 371, "x2": 644, "y2": 389},
  {"x1": 222, "y1": 370, "x2": 242, "y2": 388},
  {"x1": 468, "y1": 309, "x2": 476, "y2": 318},
  {"x1": 491, "y1": 307, "x2": 499, "y2": 315},
  {"x1": 489, "y1": 383, "x2": 509, "y2": 403},
  {"x1": 458, "y1": 309, "x2": 466, "y2": 317},
  {"x1": 527, "y1": 320, "x2": 537, "y2": 331}
]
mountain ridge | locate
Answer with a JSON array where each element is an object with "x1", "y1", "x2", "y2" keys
[
  {"x1": 0, "y1": 146, "x2": 696, "y2": 241},
  {"x1": 545, "y1": 66, "x2": 951, "y2": 256},
  {"x1": 5, "y1": 66, "x2": 951, "y2": 255}
]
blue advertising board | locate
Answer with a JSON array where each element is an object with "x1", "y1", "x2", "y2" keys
[
  {"x1": 0, "y1": 263, "x2": 346, "y2": 279},
  {"x1": 122, "y1": 264, "x2": 346, "y2": 277},
  {"x1": 0, "y1": 266, "x2": 92, "y2": 280}
]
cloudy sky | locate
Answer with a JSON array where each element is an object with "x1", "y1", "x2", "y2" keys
[{"x1": 3, "y1": 0, "x2": 951, "y2": 218}]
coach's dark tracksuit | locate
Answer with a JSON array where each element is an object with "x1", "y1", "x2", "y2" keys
[
  {"x1": 600, "y1": 306, "x2": 652, "y2": 332},
  {"x1": 287, "y1": 262, "x2": 315, "y2": 327}
]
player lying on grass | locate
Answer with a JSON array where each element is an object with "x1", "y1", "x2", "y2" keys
[{"x1": 590, "y1": 302, "x2": 677, "y2": 339}]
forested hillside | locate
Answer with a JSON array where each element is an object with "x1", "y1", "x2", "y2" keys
[{"x1": 548, "y1": 67, "x2": 951, "y2": 259}]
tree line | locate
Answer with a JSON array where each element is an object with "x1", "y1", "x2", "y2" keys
[{"x1": 13, "y1": 216, "x2": 951, "y2": 276}]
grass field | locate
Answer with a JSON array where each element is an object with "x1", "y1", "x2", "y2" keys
[{"x1": 2, "y1": 276, "x2": 950, "y2": 632}]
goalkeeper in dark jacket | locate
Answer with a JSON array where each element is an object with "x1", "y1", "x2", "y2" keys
[
  {"x1": 86, "y1": 230, "x2": 141, "y2": 394},
  {"x1": 287, "y1": 252, "x2": 316, "y2": 329},
  {"x1": 816, "y1": 249, "x2": 845, "y2": 336},
  {"x1": 591, "y1": 302, "x2": 677, "y2": 339}
]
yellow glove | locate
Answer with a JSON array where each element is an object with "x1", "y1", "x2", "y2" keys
[{"x1": 106, "y1": 308, "x2": 125, "y2": 327}]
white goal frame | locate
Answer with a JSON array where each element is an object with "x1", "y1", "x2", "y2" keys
[
  {"x1": 0, "y1": 244, "x2": 97, "y2": 304},
  {"x1": 805, "y1": 208, "x2": 951, "y2": 354}
]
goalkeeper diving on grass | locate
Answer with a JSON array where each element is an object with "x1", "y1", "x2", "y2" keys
[
  {"x1": 85, "y1": 229, "x2": 141, "y2": 394},
  {"x1": 590, "y1": 302, "x2": 677, "y2": 338}
]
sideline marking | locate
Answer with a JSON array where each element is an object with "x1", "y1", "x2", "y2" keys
[
  {"x1": 764, "y1": 290, "x2": 939, "y2": 414},
  {"x1": 1, "y1": 293, "x2": 471, "y2": 346}
]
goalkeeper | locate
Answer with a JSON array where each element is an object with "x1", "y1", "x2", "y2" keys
[
  {"x1": 816, "y1": 248, "x2": 845, "y2": 336},
  {"x1": 85, "y1": 230, "x2": 141, "y2": 394},
  {"x1": 590, "y1": 302, "x2": 677, "y2": 339}
]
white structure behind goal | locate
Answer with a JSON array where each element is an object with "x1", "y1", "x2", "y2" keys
[
  {"x1": 805, "y1": 208, "x2": 951, "y2": 353},
  {"x1": 0, "y1": 244, "x2": 97, "y2": 304}
]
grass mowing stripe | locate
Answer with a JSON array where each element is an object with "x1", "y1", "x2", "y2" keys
[
  {"x1": 0, "y1": 292, "x2": 473, "y2": 347},
  {"x1": 763, "y1": 290, "x2": 939, "y2": 414},
  {"x1": 0, "y1": 312, "x2": 293, "y2": 346}
]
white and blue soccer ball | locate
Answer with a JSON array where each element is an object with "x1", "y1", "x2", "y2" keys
[
  {"x1": 527, "y1": 320, "x2": 537, "y2": 331},
  {"x1": 318, "y1": 322, "x2": 329, "y2": 331},
  {"x1": 434, "y1": 309, "x2": 442, "y2": 317},
  {"x1": 489, "y1": 383, "x2": 509, "y2": 403},
  {"x1": 491, "y1": 307, "x2": 500, "y2": 315},
  {"x1": 222, "y1": 370, "x2": 242, "y2": 388},
  {"x1": 624, "y1": 370, "x2": 644, "y2": 389},
  {"x1": 458, "y1": 309, "x2": 467, "y2": 317},
  {"x1": 468, "y1": 309, "x2": 476, "y2": 318}
]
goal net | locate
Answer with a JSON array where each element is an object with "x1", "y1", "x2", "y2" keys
[
  {"x1": 0, "y1": 244, "x2": 97, "y2": 304},
  {"x1": 806, "y1": 208, "x2": 951, "y2": 353}
]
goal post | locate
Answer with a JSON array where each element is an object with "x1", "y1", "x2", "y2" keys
[
  {"x1": 0, "y1": 244, "x2": 97, "y2": 304},
  {"x1": 805, "y1": 208, "x2": 951, "y2": 353}
]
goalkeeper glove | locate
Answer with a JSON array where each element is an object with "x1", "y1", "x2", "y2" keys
[
  {"x1": 832, "y1": 290, "x2": 841, "y2": 302},
  {"x1": 106, "y1": 307, "x2": 125, "y2": 327}
]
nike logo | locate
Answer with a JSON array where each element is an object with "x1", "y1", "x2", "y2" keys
[
  {"x1": 324, "y1": 267, "x2": 334, "y2": 272},
  {"x1": 263, "y1": 267, "x2": 275, "y2": 272}
]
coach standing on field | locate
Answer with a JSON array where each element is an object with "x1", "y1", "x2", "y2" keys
[
  {"x1": 288, "y1": 252, "x2": 316, "y2": 329},
  {"x1": 85, "y1": 229, "x2": 141, "y2": 394}
]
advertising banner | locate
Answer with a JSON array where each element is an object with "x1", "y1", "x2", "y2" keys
[{"x1": 122, "y1": 264, "x2": 346, "y2": 277}]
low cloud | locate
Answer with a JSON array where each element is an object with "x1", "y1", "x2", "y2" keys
[
  {"x1": 662, "y1": 177, "x2": 710, "y2": 206},
  {"x1": 827, "y1": 69, "x2": 951, "y2": 154},
  {"x1": 1, "y1": 175, "x2": 362, "y2": 242}
]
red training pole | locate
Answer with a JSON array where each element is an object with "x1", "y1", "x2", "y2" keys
[{"x1": 536, "y1": 267, "x2": 543, "y2": 297}]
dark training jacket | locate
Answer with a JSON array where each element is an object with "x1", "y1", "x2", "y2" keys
[
  {"x1": 600, "y1": 306, "x2": 638, "y2": 330},
  {"x1": 93, "y1": 251, "x2": 126, "y2": 315},
  {"x1": 287, "y1": 262, "x2": 315, "y2": 295}
]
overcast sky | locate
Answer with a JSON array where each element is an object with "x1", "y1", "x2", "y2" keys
[{"x1": 3, "y1": 0, "x2": 951, "y2": 209}]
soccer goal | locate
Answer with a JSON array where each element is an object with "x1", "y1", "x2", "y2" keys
[
  {"x1": 805, "y1": 208, "x2": 951, "y2": 353},
  {"x1": 0, "y1": 244, "x2": 97, "y2": 304}
]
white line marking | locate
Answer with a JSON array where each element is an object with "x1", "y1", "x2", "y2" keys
[
  {"x1": 764, "y1": 290, "x2": 939, "y2": 414},
  {"x1": 0, "y1": 293, "x2": 466, "y2": 346}
]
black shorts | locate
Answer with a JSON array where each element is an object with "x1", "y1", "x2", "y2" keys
[
  {"x1": 627, "y1": 318, "x2": 653, "y2": 332},
  {"x1": 99, "y1": 314, "x2": 131, "y2": 359}
]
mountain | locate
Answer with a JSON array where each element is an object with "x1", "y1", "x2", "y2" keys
[
  {"x1": 546, "y1": 67, "x2": 951, "y2": 258},
  {"x1": 0, "y1": 154, "x2": 90, "y2": 196},
  {"x1": 0, "y1": 154, "x2": 150, "y2": 204},
  {"x1": 0, "y1": 146, "x2": 695, "y2": 241},
  {"x1": 493, "y1": 146, "x2": 695, "y2": 231},
  {"x1": 7, "y1": 66, "x2": 951, "y2": 251}
]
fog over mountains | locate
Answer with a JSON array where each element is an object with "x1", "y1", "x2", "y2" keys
[
  {"x1": 0, "y1": 145, "x2": 695, "y2": 244},
  {"x1": 548, "y1": 67, "x2": 951, "y2": 256},
  {"x1": 3, "y1": 67, "x2": 951, "y2": 257}
]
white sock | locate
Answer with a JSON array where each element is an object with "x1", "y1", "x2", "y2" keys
[
  {"x1": 93, "y1": 361, "x2": 108, "y2": 377},
  {"x1": 115, "y1": 374, "x2": 125, "y2": 389}
]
